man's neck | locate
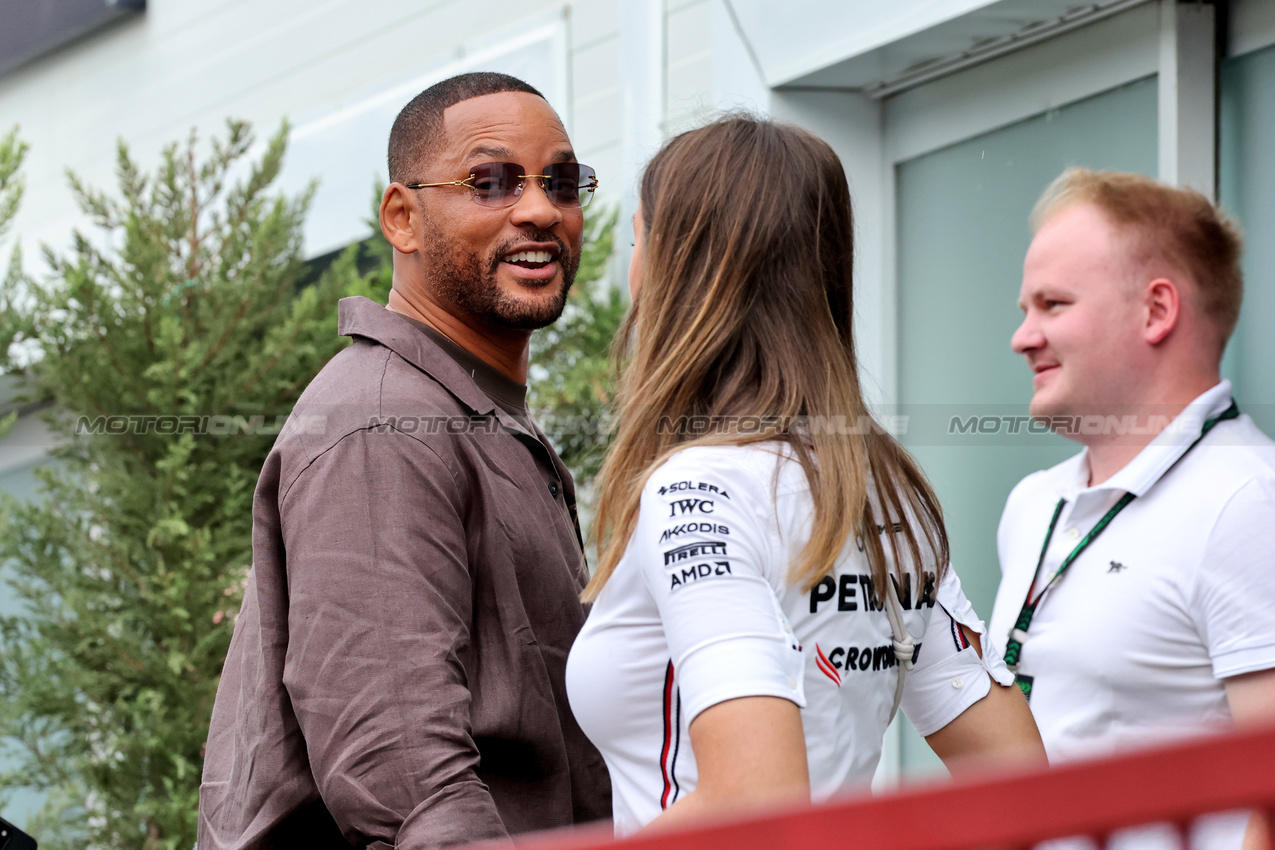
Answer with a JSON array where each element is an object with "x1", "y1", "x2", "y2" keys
[
  {"x1": 1085, "y1": 442, "x2": 1148, "y2": 488},
  {"x1": 387, "y1": 288, "x2": 531, "y2": 384},
  {"x1": 1083, "y1": 376, "x2": 1222, "y2": 487}
]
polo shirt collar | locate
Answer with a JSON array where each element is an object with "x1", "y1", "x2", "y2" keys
[
  {"x1": 336, "y1": 296, "x2": 499, "y2": 418},
  {"x1": 1068, "y1": 380, "x2": 1234, "y2": 499}
]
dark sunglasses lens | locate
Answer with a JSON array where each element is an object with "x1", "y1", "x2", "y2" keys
[
  {"x1": 469, "y1": 163, "x2": 524, "y2": 207},
  {"x1": 544, "y1": 163, "x2": 596, "y2": 208}
]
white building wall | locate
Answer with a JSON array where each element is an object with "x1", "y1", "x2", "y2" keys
[
  {"x1": 572, "y1": 1, "x2": 623, "y2": 185},
  {"x1": 665, "y1": 0, "x2": 715, "y2": 135}
]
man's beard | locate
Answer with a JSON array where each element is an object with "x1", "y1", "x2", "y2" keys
[{"x1": 423, "y1": 224, "x2": 579, "y2": 331}]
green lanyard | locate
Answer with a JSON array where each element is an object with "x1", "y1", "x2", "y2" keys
[{"x1": 1005, "y1": 401, "x2": 1240, "y2": 697}]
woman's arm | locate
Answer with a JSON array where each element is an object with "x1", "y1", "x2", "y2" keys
[
  {"x1": 923, "y1": 626, "x2": 1047, "y2": 774},
  {"x1": 641, "y1": 695, "x2": 809, "y2": 833},
  {"x1": 1223, "y1": 668, "x2": 1275, "y2": 850}
]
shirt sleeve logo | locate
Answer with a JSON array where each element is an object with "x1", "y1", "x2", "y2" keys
[
  {"x1": 659, "y1": 522, "x2": 730, "y2": 543},
  {"x1": 662, "y1": 541, "x2": 729, "y2": 566},
  {"x1": 667, "y1": 560, "x2": 732, "y2": 591},
  {"x1": 667, "y1": 498, "x2": 714, "y2": 517},
  {"x1": 658, "y1": 481, "x2": 731, "y2": 499}
]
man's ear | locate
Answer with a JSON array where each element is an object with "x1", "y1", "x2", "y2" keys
[
  {"x1": 1143, "y1": 277, "x2": 1181, "y2": 345},
  {"x1": 380, "y1": 184, "x2": 419, "y2": 254}
]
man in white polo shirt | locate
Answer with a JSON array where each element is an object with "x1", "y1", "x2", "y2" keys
[{"x1": 988, "y1": 168, "x2": 1275, "y2": 850}]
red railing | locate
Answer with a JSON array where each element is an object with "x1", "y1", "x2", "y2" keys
[{"x1": 496, "y1": 723, "x2": 1275, "y2": 850}]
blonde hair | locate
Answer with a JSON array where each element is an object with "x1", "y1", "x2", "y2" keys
[
  {"x1": 1032, "y1": 167, "x2": 1244, "y2": 346},
  {"x1": 584, "y1": 116, "x2": 948, "y2": 602}
]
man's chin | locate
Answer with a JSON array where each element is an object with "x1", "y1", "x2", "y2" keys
[
  {"x1": 493, "y1": 283, "x2": 570, "y2": 330},
  {"x1": 1027, "y1": 398, "x2": 1052, "y2": 422},
  {"x1": 499, "y1": 307, "x2": 566, "y2": 331},
  {"x1": 477, "y1": 252, "x2": 576, "y2": 327},
  {"x1": 1027, "y1": 396, "x2": 1079, "y2": 435}
]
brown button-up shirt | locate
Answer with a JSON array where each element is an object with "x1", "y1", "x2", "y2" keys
[{"x1": 199, "y1": 297, "x2": 611, "y2": 850}]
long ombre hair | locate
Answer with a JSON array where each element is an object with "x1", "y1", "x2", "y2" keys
[{"x1": 584, "y1": 116, "x2": 947, "y2": 602}]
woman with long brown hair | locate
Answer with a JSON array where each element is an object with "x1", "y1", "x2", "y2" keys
[{"x1": 565, "y1": 115, "x2": 1043, "y2": 835}]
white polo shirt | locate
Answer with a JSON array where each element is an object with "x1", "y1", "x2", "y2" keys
[
  {"x1": 569, "y1": 443, "x2": 1012, "y2": 836},
  {"x1": 989, "y1": 380, "x2": 1275, "y2": 764}
]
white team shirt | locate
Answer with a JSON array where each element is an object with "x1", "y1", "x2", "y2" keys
[
  {"x1": 567, "y1": 443, "x2": 1012, "y2": 836},
  {"x1": 988, "y1": 381, "x2": 1275, "y2": 765}
]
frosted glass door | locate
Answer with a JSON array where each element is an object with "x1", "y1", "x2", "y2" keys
[
  {"x1": 893, "y1": 77, "x2": 1158, "y2": 774},
  {"x1": 895, "y1": 76, "x2": 1159, "y2": 617},
  {"x1": 1221, "y1": 43, "x2": 1275, "y2": 438}
]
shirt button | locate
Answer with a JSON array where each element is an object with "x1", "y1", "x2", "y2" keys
[
  {"x1": 1065, "y1": 527, "x2": 1080, "y2": 540},
  {"x1": 547, "y1": 480, "x2": 560, "y2": 498},
  {"x1": 951, "y1": 676, "x2": 965, "y2": 689}
]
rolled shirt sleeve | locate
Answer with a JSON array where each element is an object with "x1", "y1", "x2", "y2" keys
[{"x1": 901, "y1": 567, "x2": 1014, "y2": 736}]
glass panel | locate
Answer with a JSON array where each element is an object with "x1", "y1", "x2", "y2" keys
[
  {"x1": 893, "y1": 76, "x2": 1158, "y2": 775},
  {"x1": 1220, "y1": 43, "x2": 1275, "y2": 437}
]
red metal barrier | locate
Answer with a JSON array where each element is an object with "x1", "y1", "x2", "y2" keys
[{"x1": 494, "y1": 723, "x2": 1275, "y2": 850}]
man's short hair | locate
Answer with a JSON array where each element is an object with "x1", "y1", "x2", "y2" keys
[
  {"x1": 387, "y1": 72, "x2": 546, "y2": 185},
  {"x1": 1031, "y1": 167, "x2": 1245, "y2": 345}
]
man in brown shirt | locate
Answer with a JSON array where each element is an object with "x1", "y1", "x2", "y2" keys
[{"x1": 198, "y1": 72, "x2": 611, "y2": 850}]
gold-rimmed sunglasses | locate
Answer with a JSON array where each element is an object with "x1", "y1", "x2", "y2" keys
[{"x1": 406, "y1": 161, "x2": 598, "y2": 209}]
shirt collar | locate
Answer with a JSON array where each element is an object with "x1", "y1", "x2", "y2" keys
[
  {"x1": 1070, "y1": 380, "x2": 1234, "y2": 499},
  {"x1": 396, "y1": 313, "x2": 529, "y2": 412},
  {"x1": 336, "y1": 296, "x2": 498, "y2": 418}
]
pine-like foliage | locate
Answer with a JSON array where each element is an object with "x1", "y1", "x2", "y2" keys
[
  {"x1": 0, "y1": 127, "x2": 25, "y2": 239},
  {"x1": 0, "y1": 121, "x2": 372, "y2": 850},
  {"x1": 0, "y1": 127, "x2": 30, "y2": 438}
]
